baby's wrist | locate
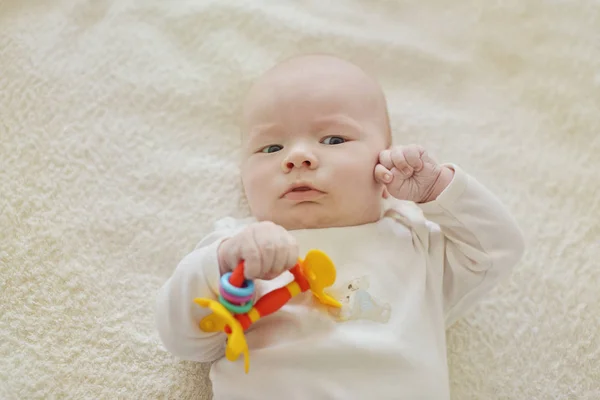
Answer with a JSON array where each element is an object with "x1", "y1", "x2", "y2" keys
[{"x1": 421, "y1": 166, "x2": 454, "y2": 203}]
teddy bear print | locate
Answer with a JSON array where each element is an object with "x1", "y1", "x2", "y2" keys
[{"x1": 328, "y1": 276, "x2": 391, "y2": 323}]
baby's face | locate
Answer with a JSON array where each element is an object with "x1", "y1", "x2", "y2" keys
[{"x1": 240, "y1": 55, "x2": 390, "y2": 230}]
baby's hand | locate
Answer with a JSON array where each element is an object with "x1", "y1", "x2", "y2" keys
[
  {"x1": 374, "y1": 144, "x2": 454, "y2": 203},
  {"x1": 218, "y1": 221, "x2": 299, "y2": 280}
]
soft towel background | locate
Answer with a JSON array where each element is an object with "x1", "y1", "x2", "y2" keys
[{"x1": 1, "y1": 0, "x2": 598, "y2": 398}]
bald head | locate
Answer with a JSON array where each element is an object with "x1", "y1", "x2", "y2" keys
[
  {"x1": 239, "y1": 55, "x2": 392, "y2": 229},
  {"x1": 241, "y1": 54, "x2": 390, "y2": 145}
]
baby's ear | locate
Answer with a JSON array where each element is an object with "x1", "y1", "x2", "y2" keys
[{"x1": 382, "y1": 187, "x2": 390, "y2": 199}]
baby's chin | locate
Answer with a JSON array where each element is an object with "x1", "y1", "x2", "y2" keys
[{"x1": 259, "y1": 203, "x2": 382, "y2": 230}]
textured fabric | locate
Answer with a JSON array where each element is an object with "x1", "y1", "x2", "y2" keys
[{"x1": 1, "y1": 0, "x2": 598, "y2": 399}]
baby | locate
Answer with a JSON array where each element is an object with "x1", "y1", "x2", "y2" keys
[{"x1": 155, "y1": 55, "x2": 525, "y2": 399}]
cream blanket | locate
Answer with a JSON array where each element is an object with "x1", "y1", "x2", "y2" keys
[{"x1": 1, "y1": 1, "x2": 598, "y2": 398}]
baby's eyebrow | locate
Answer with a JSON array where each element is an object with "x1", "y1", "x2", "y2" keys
[
  {"x1": 247, "y1": 123, "x2": 283, "y2": 142},
  {"x1": 311, "y1": 114, "x2": 363, "y2": 133}
]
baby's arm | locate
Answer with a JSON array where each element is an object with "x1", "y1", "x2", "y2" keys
[
  {"x1": 155, "y1": 220, "x2": 299, "y2": 361},
  {"x1": 376, "y1": 145, "x2": 524, "y2": 326},
  {"x1": 155, "y1": 230, "x2": 230, "y2": 362},
  {"x1": 418, "y1": 165, "x2": 525, "y2": 327}
]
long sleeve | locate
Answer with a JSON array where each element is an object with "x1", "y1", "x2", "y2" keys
[
  {"x1": 155, "y1": 229, "x2": 232, "y2": 362},
  {"x1": 418, "y1": 165, "x2": 525, "y2": 327}
]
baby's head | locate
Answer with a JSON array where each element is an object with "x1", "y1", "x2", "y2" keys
[{"x1": 240, "y1": 54, "x2": 391, "y2": 230}]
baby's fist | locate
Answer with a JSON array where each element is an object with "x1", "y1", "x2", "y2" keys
[
  {"x1": 374, "y1": 144, "x2": 453, "y2": 203},
  {"x1": 218, "y1": 221, "x2": 299, "y2": 280}
]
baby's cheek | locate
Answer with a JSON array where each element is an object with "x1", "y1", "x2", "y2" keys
[
  {"x1": 242, "y1": 171, "x2": 272, "y2": 214},
  {"x1": 244, "y1": 162, "x2": 273, "y2": 192},
  {"x1": 339, "y1": 155, "x2": 371, "y2": 176}
]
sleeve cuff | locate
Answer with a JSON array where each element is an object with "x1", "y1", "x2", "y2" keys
[{"x1": 418, "y1": 164, "x2": 469, "y2": 215}]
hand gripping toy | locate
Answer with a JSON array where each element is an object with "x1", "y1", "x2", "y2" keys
[{"x1": 193, "y1": 250, "x2": 341, "y2": 373}]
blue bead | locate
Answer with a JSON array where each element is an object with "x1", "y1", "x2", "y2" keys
[{"x1": 220, "y1": 272, "x2": 255, "y2": 297}]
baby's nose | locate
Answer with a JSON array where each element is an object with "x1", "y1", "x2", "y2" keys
[
  {"x1": 282, "y1": 150, "x2": 318, "y2": 171},
  {"x1": 286, "y1": 159, "x2": 311, "y2": 169}
]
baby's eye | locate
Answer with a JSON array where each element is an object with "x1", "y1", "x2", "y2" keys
[
  {"x1": 321, "y1": 136, "x2": 346, "y2": 145},
  {"x1": 260, "y1": 144, "x2": 283, "y2": 153}
]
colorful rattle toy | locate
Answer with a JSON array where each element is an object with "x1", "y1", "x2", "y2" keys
[{"x1": 193, "y1": 249, "x2": 341, "y2": 373}]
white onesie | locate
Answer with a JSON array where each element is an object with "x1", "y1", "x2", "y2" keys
[{"x1": 155, "y1": 165, "x2": 524, "y2": 399}]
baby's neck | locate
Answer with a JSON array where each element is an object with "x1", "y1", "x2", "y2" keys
[{"x1": 260, "y1": 210, "x2": 384, "y2": 231}]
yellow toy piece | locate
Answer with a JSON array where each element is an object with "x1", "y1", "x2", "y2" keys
[
  {"x1": 194, "y1": 249, "x2": 339, "y2": 374},
  {"x1": 302, "y1": 250, "x2": 342, "y2": 308},
  {"x1": 193, "y1": 298, "x2": 250, "y2": 373}
]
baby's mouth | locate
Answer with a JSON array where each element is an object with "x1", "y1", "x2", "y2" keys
[
  {"x1": 291, "y1": 186, "x2": 312, "y2": 192},
  {"x1": 281, "y1": 183, "x2": 325, "y2": 200}
]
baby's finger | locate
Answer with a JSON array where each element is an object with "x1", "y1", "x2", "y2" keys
[
  {"x1": 221, "y1": 241, "x2": 240, "y2": 273},
  {"x1": 253, "y1": 227, "x2": 276, "y2": 277},
  {"x1": 391, "y1": 147, "x2": 413, "y2": 177},
  {"x1": 270, "y1": 237, "x2": 290, "y2": 277},
  {"x1": 240, "y1": 240, "x2": 263, "y2": 279},
  {"x1": 378, "y1": 149, "x2": 394, "y2": 170},
  {"x1": 283, "y1": 235, "x2": 299, "y2": 270},
  {"x1": 263, "y1": 235, "x2": 297, "y2": 280},
  {"x1": 403, "y1": 145, "x2": 425, "y2": 171},
  {"x1": 374, "y1": 163, "x2": 393, "y2": 184}
]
